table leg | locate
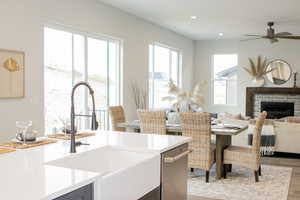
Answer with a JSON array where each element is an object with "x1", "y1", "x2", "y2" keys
[
  {"x1": 215, "y1": 135, "x2": 232, "y2": 180},
  {"x1": 133, "y1": 128, "x2": 140, "y2": 133}
]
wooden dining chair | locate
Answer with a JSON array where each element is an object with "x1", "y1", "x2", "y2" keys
[
  {"x1": 108, "y1": 106, "x2": 126, "y2": 132},
  {"x1": 137, "y1": 110, "x2": 166, "y2": 135},
  {"x1": 223, "y1": 111, "x2": 267, "y2": 182},
  {"x1": 180, "y1": 112, "x2": 216, "y2": 183}
]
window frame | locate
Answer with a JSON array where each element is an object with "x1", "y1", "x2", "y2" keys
[
  {"x1": 149, "y1": 42, "x2": 182, "y2": 109},
  {"x1": 44, "y1": 24, "x2": 122, "y2": 131},
  {"x1": 211, "y1": 53, "x2": 238, "y2": 106}
]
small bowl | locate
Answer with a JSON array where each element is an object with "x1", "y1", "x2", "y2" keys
[{"x1": 16, "y1": 131, "x2": 37, "y2": 142}]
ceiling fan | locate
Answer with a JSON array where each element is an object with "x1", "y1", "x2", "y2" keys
[{"x1": 242, "y1": 22, "x2": 300, "y2": 43}]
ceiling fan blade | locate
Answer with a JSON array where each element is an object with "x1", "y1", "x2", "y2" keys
[
  {"x1": 275, "y1": 32, "x2": 292, "y2": 36},
  {"x1": 244, "y1": 34, "x2": 265, "y2": 37},
  {"x1": 276, "y1": 35, "x2": 300, "y2": 40},
  {"x1": 240, "y1": 37, "x2": 263, "y2": 42}
]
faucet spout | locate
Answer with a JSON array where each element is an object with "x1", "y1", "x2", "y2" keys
[{"x1": 70, "y1": 81, "x2": 98, "y2": 153}]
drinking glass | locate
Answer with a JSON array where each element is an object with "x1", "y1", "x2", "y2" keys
[{"x1": 16, "y1": 121, "x2": 33, "y2": 145}]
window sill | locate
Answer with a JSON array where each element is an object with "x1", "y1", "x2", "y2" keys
[{"x1": 213, "y1": 104, "x2": 238, "y2": 107}]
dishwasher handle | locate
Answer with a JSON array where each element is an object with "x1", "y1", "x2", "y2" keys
[{"x1": 164, "y1": 149, "x2": 192, "y2": 163}]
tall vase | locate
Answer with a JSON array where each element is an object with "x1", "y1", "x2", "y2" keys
[{"x1": 252, "y1": 77, "x2": 265, "y2": 87}]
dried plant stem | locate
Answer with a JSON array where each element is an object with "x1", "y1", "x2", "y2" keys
[
  {"x1": 130, "y1": 82, "x2": 147, "y2": 109},
  {"x1": 243, "y1": 56, "x2": 274, "y2": 78}
]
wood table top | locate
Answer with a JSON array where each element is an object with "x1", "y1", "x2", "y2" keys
[{"x1": 118, "y1": 120, "x2": 248, "y2": 136}]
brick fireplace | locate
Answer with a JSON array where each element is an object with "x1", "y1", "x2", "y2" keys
[{"x1": 246, "y1": 87, "x2": 300, "y2": 119}]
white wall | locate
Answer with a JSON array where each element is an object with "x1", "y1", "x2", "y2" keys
[
  {"x1": 0, "y1": 0, "x2": 195, "y2": 141},
  {"x1": 194, "y1": 39, "x2": 300, "y2": 115}
]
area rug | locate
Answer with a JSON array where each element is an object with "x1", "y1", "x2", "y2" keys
[{"x1": 188, "y1": 165, "x2": 292, "y2": 200}]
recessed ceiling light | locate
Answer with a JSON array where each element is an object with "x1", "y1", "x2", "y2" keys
[
  {"x1": 190, "y1": 16, "x2": 197, "y2": 20},
  {"x1": 219, "y1": 33, "x2": 224, "y2": 36}
]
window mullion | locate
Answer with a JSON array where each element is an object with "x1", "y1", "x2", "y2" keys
[
  {"x1": 106, "y1": 41, "x2": 110, "y2": 130},
  {"x1": 84, "y1": 37, "x2": 88, "y2": 83},
  {"x1": 176, "y1": 52, "x2": 182, "y2": 87},
  {"x1": 152, "y1": 45, "x2": 155, "y2": 108},
  {"x1": 117, "y1": 42, "x2": 121, "y2": 105},
  {"x1": 71, "y1": 34, "x2": 75, "y2": 86},
  {"x1": 225, "y1": 76, "x2": 227, "y2": 105},
  {"x1": 84, "y1": 36, "x2": 89, "y2": 128},
  {"x1": 107, "y1": 41, "x2": 110, "y2": 107},
  {"x1": 169, "y1": 50, "x2": 172, "y2": 81}
]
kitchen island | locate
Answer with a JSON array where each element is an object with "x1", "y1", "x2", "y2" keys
[{"x1": 0, "y1": 131, "x2": 191, "y2": 200}]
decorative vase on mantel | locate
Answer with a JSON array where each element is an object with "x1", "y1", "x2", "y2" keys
[{"x1": 252, "y1": 76, "x2": 265, "y2": 87}]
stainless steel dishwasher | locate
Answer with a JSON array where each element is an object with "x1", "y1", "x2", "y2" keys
[{"x1": 161, "y1": 143, "x2": 190, "y2": 200}]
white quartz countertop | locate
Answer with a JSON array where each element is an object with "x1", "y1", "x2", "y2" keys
[{"x1": 0, "y1": 131, "x2": 191, "y2": 200}]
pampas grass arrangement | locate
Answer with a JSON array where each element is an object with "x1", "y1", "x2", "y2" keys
[
  {"x1": 243, "y1": 56, "x2": 273, "y2": 78},
  {"x1": 162, "y1": 79, "x2": 205, "y2": 111}
]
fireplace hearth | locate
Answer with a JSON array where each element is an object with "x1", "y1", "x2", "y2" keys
[{"x1": 261, "y1": 102, "x2": 294, "y2": 119}]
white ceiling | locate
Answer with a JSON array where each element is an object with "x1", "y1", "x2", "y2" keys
[{"x1": 98, "y1": 0, "x2": 300, "y2": 40}]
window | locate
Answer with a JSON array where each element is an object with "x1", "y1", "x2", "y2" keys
[
  {"x1": 44, "y1": 26, "x2": 120, "y2": 133},
  {"x1": 213, "y1": 54, "x2": 238, "y2": 105},
  {"x1": 149, "y1": 43, "x2": 181, "y2": 108}
]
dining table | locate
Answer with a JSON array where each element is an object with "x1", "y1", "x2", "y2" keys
[{"x1": 117, "y1": 120, "x2": 248, "y2": 180}]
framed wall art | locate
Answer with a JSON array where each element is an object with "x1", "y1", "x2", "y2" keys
[{"x1": 0, "y1": 49, "x2": 25, "y2": 98}]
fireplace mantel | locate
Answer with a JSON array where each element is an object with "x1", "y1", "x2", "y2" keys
[{"x1": 246, "y1": 87, "x2": 300, "y2": 117}]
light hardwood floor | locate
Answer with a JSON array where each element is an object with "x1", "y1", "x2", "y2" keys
[
  {"x1": 188, "y1": 196, "x2": 220, "y2": 200},
  {"x1": 188, "y1": 157, "x2": 300, "y2": 200},
  {"x1": 188, "y1": 195, "x2": 220, "y2": 200}
]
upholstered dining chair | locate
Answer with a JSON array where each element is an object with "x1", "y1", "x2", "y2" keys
[
  {"x1": 108, "y1": 106, "x2": 126, "y2": 132},
  {"x1": 223, "y1": 111, "x2": 267, "y2": 182},
  {"x1": 137, "y1": 110, "x2": 167, "y2": 135},
  {"x1": 286, "y1": 117, "x2": 300, "y2": 123},
  {"x1": 180, "y1": 112, "x2": 216, "y2": 183}
]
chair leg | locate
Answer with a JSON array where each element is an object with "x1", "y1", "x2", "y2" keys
[
  {"x1": 223, "y1": 164, "x2": 227, "y2": 179},
  {"x1": 228, "y1": 164, "x2": 232, "y2": 172},
  {"x1": 254, "y1": 170, "x2": 259, "y2": 182},
  {"x1": 259, "y1": 165, "x2": 261, "y2": 176},
  {"x1": 206, "y1": 170, "x2": 210, "y2": 183},
  {"x1": 191, "y1": 168, "x2": 194, "y2": 173}
]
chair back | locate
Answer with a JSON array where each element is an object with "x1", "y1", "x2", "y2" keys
[
  {"x1": 180, "y1": 112, "x2": 212, "y2": 170},
  {"x1": 286, "y1": 117, "x2": 300, "y2": 123},
  {"x1": 137, "y1": 110, "x2": 166, "y2": 135},
  {"x1": 108, "y1": 106, "x2": 126, "y2": 132},
  {"x1": 252, "y1": 111, "x2": 267, "y2": 154}
]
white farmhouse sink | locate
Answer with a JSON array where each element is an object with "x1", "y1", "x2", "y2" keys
[{"x1": 46, "y1": 146, "x2": 160, "y2": 200}]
